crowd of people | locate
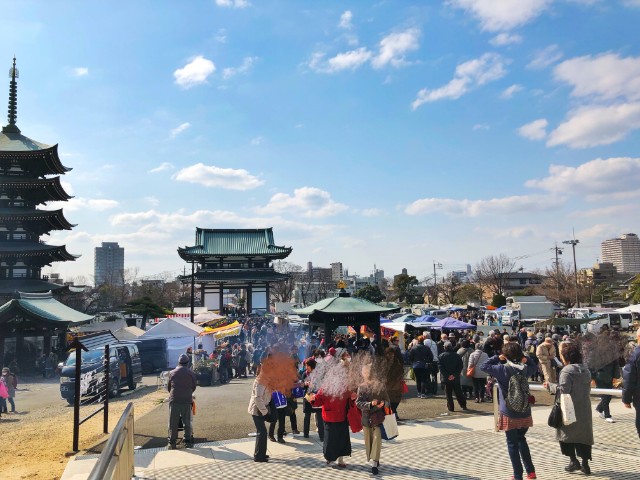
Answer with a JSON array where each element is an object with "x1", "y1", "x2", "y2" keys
[{"x1": 164, "y1": 313, "x2": 640, "y2": 479}]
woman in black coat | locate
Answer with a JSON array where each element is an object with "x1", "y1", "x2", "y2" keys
[{"x1": 302, "y1": 358, "x2": 324, "y2": 440}]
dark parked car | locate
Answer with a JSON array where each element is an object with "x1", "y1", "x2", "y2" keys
[
  {"x1": 59, "y1": 343, "x2": 143, "y2": 405},
  {"x1": 123, "y1": 339, "x2": 168, "y2": 374}
]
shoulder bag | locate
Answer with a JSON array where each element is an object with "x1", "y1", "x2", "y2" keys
[{"x1": 547, "y1": 389, "x2": 562, "y2": 428}]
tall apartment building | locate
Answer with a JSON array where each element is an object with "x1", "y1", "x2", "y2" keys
[
  {"x1": 330, "y1": 262, "x2": 343, "y2": 281},
  {"x1": 94, "y1": 242, "x2": 125, "y2": 285},
  {"x1": 601, "y1": 233, "x2": 640, "y2": 274}
]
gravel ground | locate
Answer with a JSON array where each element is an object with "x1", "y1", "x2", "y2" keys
[{"x1": 0, "y1": 376, "x2": 166, "y2": 480}]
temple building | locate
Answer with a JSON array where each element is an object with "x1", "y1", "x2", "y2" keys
[
  {"x1": 0, "y1": 58, "x2": 88, "y2": 370},
  {"x1": 178, "y1": 228, "x2": 292, "y2": 314}
]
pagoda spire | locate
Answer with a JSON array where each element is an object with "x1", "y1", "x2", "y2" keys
[{"x1": 2, "y1": 56, "x2": 20, "y2": 134}]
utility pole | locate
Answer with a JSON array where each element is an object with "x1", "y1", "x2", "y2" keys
[
  {"x1": 433, "y1": 261, "x2": 442, "y2": 306},
  {"x1": 553, "y1": 244, "x2": 563, "y2": 303},
  {"x1": 190, "y1": 260, "x2": 196, "y2": 323},
  {"x1": 562, "y1": 238, "x2": 580, "y2": 308}
]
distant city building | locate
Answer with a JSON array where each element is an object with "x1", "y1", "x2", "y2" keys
[
  {"x1": 578, "y1": 262, "x2": 627, "y2": 286},
  {"x1": 601, "y1": 233, "x2": 640, "y2": 274},
  {"x1": 330, "y1": 262, "x2": 343, "y2": 281},
  {"x1": 451, "y1": 265, "x2": 473, "y2": 283},
  {"x1": 94, "y1": 242, "x2": 125, "y2": 285}
]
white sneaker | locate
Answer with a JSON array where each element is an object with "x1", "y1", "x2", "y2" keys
[
  {"x1": 597, "y1": 410, "x2": 605, "y2": 419},
  {"x1": 606, "y1": 417, "x2": 615, "y2": 423}
]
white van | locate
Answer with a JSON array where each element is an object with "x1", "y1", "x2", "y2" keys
[
  {"x1": 585, "y1": 312, "x2": 632, "y2": 334},
  {"x1": 427, "y1": 309, "x2": 448, "y2": 319}
]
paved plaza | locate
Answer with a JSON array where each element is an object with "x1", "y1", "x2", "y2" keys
[{"x1": 63, "y1": 402, "x2": 639, "y2": 480}]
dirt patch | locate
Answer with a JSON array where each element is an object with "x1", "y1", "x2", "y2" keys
[{"x1": 0, "y1": 386, "x2": 165, "y2": 480}]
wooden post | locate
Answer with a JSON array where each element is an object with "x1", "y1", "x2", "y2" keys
[
  {"x1": 493, "y1": 382, "x2": 499, "y2": 432},
  {"x1": 103, "y1": 344, "x2": 110, "y2": 434}
]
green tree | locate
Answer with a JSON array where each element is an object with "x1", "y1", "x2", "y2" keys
[
  {"x1": 491, "y1": 293, "x2": 506, "y2": 308},
  {"x1": 626, "y1": 276, "x2": 640, "y2": 304},
  {"x1": 392, "y1": 273, "x2": 419, "y2": 304},
  {"x1": 122, "y1": 297, "x2": 171, "y2": 330},
  {"x1": 354, "y1": 284, "x2": 385, "y2": 303}
]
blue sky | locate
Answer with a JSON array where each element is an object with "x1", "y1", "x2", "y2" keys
[{"x1": 2, "y1": 0, "x2": 640, "y2": 284}]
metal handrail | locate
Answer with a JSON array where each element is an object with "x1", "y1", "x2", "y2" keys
[
  {"x1": 493, "y1": 382, "x2": 623, "y2": 431},
  {"x1": 87, "y1": 402, "x2": 135, "y2": 480}
]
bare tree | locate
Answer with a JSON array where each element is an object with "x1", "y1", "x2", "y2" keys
[
  {"x1": 271, "y1": 261, "x2": 302, "y2": 302},
  {"x1": 535, "y1": 262, "x2": 579, "y2": 308},
  {"x1": 439, "y1": 273, "x2": 462, "y2": 305},
  {"x1": 474, "y1": 254, "x2": 516, "y2": 296}
]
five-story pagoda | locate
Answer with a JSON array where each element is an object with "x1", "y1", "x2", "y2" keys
[{"x1": 0, "y1": 58, "x2": 77, "y2": 298}]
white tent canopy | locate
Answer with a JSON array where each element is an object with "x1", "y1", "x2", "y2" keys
[
  {"x1": 113, "y1": 326, "x2": 145, "y2": 341},
  {"x1": 141, "y1": 317, "x2": 215, "y2": 368},
  {"x1": 615, "y1": 304, "x2": 640, "y2": 313},
  {"x1": 142, "y1": 317, "x2": 203, "y2": 338}
]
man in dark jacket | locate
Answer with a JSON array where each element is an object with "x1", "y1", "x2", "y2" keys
[
  {"x1": 622, "y1": 328, "x2": 640, "y2": 438},
  {"x1": 438, "y1": 342, "x2": 467, "y2": 412},
  {"x1": 409, "y1": 337, "x2": 434, "y2": 398},
  {"x1": 168, "y1": 354, "x2": 197, "y2": 449}
]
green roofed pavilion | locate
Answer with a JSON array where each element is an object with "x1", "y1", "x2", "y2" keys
[{"x1": 294, "y1": 290, "x2": 399, "y2": 340}]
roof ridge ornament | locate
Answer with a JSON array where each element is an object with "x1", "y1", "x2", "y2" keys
[{"x1": 2, "y1": 56, "x2": 20, "y2": 134}]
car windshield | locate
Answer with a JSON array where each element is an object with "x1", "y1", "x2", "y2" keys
[{"x1": 64, "y1": 350, "x2": 104, "y2": 366}]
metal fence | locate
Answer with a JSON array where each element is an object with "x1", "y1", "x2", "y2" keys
[
  {"x1": 87, "y1": 402, "x2": 135, "y2": 480},
  {"x1": 492, "y1": 382, "x2": 623, "y2": 431}
]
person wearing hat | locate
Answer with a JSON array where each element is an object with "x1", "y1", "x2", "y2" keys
[
  {"x1": 535, "y1": 336, "x2": 557, "y2": 383},
  {"x1": 167, "y1": 354, "x2": 197, "y2": 449}
]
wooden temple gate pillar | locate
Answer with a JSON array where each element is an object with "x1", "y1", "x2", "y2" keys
[
  {"x1": 43, "y1": 328, "x2": 52, "y2": 355},
  {"x1": 246, "y1": 284, "x2": 252, "y2": 315},
  {"x1": 0, "y1": 323, "x2": 5, "y2": 366}
]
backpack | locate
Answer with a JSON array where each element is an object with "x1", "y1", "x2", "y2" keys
[{"x1": 505, "y1": 369, "x2": 530, "y2": 413}]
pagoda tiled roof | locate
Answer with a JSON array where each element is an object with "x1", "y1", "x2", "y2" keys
[
  {"x1": 178, "y1": 228, "x2": 292, "y2": 260},
  {"x1": 0, "y1": 208, "x2": 75, "y2": 231},
  {"x1": 0, "y1": 177, "x2": 72, "y2": 203},
  {"x1": 0, "y1": 241, "x2": 79, "y2": 261},
  {"x1": 0, "y1": 143, "x2": 71, "y2": 175},
  {"x1": 181, "y1": 269, "x2": 291, "y2": 283},
  {"x1": 0, "y1": 291, "x2": 93, "y2": 323},
  {"x1": 0, "y1": 279, "x2": 67, "y2": 296},
  {"x1": 0, "y1": 130, "x2": 50, "y2": 151}
]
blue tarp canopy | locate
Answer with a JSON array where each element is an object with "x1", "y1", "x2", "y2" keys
[
  {"x1": 431, "y1": 317, "x2": 477, "y2": 330},
  {"x1": 414, "y1": 315, "x2": 436, "y2": 323}
]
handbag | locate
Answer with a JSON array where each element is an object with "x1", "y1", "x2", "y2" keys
[
  {"x1": 265, "y1": 401, "x2": 277, "y2": 422},
  {"x1": 346, "y1": 399, "x2": 363, "y2": 433},
  {"x1": 466, "y1": 365, "x2": 476, "y2": 377},
  {"x1": 272, "y1": 391, "x2": 288, "y2": 409},
  {"x1": 0, "y1": 381, "x2": 8, "y2": 399},
  {"x1": 380, "y1": 412, "x2": 399, "y2": 440},
  {"x1": 547, "y1": 390, "x2": 563, "y2": 428},
  {"x1": 401, "y1": 380, "x2": 409, "y2": 394}
]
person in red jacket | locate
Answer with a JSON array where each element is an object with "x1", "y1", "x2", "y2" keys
[{"x1": 309, "y1": 388, "x2": 351, "y2": 467}]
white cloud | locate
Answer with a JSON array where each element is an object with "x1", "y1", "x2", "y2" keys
[
  {"x1": 309, "y1": 48, "x2": 373, "y2": 74},
  {"x1": 547, "y1": 102, "x2": 640, "y2": 148},
  {"x1": 527, "y1": 44, "x2": 563, "y2": 70},
  {"x1": 250, "y1": 136, "x2": 264, "y2": 145},
  {"x1": 405, "y1": 194, "x2": 560, "y2": 216},
  {"x1": 501, "y1": 84, "x2": 523, "y2": 99},
  {"x1": 255, "y1": 187, "x2": 348, "y2": 218},
  {"x1": 473, "y1": 123, "x2": 490, "y2": 131},
  {"x1": 553, "y1": 53, "x2": 640, "y2": 102},
  {"x1": 222, "y1": 56, "x2": 258, "y2": 80},
  {"x1": 170, "y1": 122, "x2": 191, "y2": 138},
  {"x1": 174, "y1": 163, "x2": 263, "y2": 190},
  {"x1": 518, "y1": 118, "x2": 548, "y2": 140},
  {"x1": 174, "y1": 56, "x2": 216, "y2": 88},
  {"x1": 144, "y1": 196, "x2": 160, "y2": 207},
  {"x1": 490, "y1": 33, "x2": 522, "y2": 46},
  {"x1": 371, "y1": 28, "x2": 420, "y2": 69},
  {"x1": 339, "y1": 10, "x2": 353, "y2": 29},
  {"x1": 572, "y1": 204, "x2": 638, "y2": 218},
  {"x1": 63, "y1": 198, "x2": 119, "y2": 212},
  {"x1": 215, "y1": 28, "x2": 227, "y2": 43},
  {"x1": 576, "y1": 223, "x2": 621, "y2": 240},
  {"x1": 449, "y1": 0, "x2": 551, "y2": 31},
  {"x1": 109, "y1": 209, "x2": 332, "y2": 235},
  {"x1": 215, "y1": 0, "x2": 249, "y2": 8},
  {"x1": 72, "y1": 67, "x2": 89, "y2": 77},
  {"x1": 412, "y1": 53, "x2": 506, "y2": 108},
  {"x1": 525, "y1": 157, "x2": 640, "y2": 198},
  {"x1": 148, "y1": 162, "x2": 174, "y2": 173},
  {"x1": 362, "y1": 208, "x2": 382, "y2": 217}
]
